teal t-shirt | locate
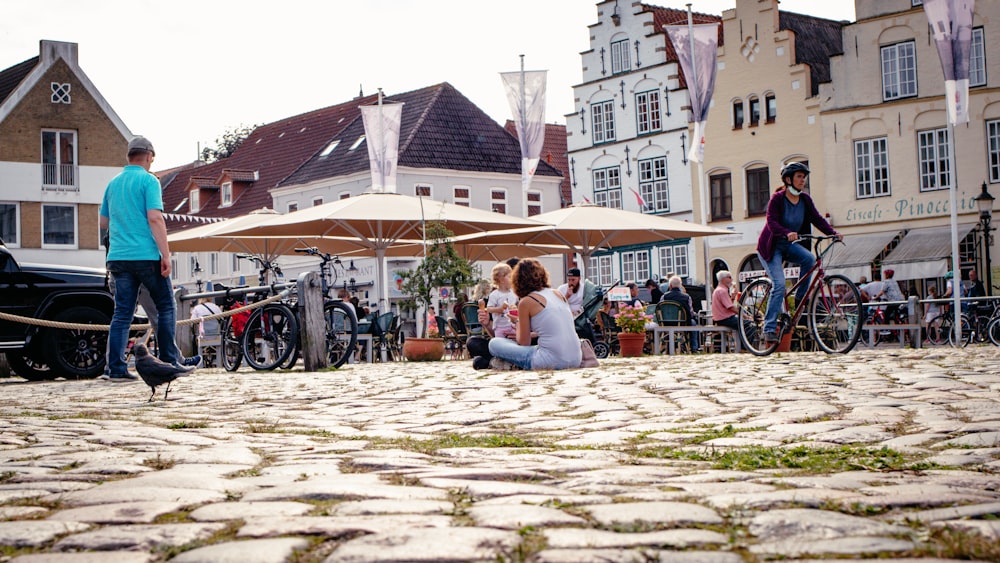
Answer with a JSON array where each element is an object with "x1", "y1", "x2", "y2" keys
[{"x1": 100, "y1": 165, "x2": 163, "y2": 261}]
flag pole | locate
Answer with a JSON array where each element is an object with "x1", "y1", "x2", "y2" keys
[
  {"x1": 520, "y1": 54, "x2": 530, "y2": 219},
  {"x1": 377, "y1": 88, "x2": 384, "y2": 192},
  {"x1": 687, "y1": 4, "x2": 713, "y2": 306}
]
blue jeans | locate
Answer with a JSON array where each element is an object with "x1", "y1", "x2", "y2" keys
[
  {"x1": 488, "y1": 337, "x2": 535, "y2": 370},
  {"x1": 106, "y1": 260, "x2": 180, "y2": 375},
  {"x1": 760, "y1": 242, "x2": 815, "y2": 335}
]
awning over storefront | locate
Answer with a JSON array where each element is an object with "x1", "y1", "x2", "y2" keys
[
  {"x1": 880, "y1": 224, "x2": 976, "y2": 280},
  {"x1": 824, "y1": 230, "x2": 902, "y2": 282}
]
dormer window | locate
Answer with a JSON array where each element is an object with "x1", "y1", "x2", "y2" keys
[
  {"x1": 349, "y1": 136, "x2": 366, "y2": 150},
  {"x1": 189, "y1": 189, "x2": 200, "y2": 213},
  {"x1": 319, "y1": 140, "x2": 340, "y2": 157},
  {"x1": 221, "y1": 182, "x2": 233, "y2": 207}
]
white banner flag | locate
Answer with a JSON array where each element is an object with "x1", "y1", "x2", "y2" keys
[
  {"x1": 665, "y1": 23, "x2": 720, "y2": 163},
  {"x1": 360, "y1": 102, "x2": 403, "y2": 193},
  {"x1": 501, "y1": 70, "x2": 547, "y2": 208},
  {"x1": 923, "y1": 0, "x2": 975, "y2": 125}
]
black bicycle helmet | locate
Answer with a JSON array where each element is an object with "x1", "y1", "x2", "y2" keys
[{"x1": 780, "y1": 162, "x2": 810, "y2": 183}]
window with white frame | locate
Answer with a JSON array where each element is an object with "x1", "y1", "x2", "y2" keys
[
  {"x1": 881, "y1": 41, "x2": 917, "y2": 101},
  {"x1": 621, "y1": 250, "x2": 649, "y2": 284},
  {"x1": 710, "y1": 173, "x2": 732, "y2": 221},
  {"x1": 733, "y1": 100, "x2": 744, "y2": 129},
  {"x1": 189, "y1": 189, "x2": 200, "y2": 213},
  {"x1": 988, "y1": 120, "x2": 1000, "y2": 183},
  {"x1": 189, "y1": 256, "x2": 198, "y2": 275},
  {"x1": 593, "y1": 166, "x2": 623, "y2": 209},
  {"x1": 231, "y1": 253, "x2": 242, "y2": 272},
  {"x1": 746, "y1": 167, "x2": 770, "y2": 216},
  {"x1": 659, "y1": 245, "x2": 689, "y2": 278},
  {"x1": 41, "y1": 204, "x2": 75, "y2": 247},
  {"x1": 0, "y1": 203, "x2": 18, "y2": 246},
  {"x1": 491, "y1": 189, "x2": 507, "y2": 214},
  {"x1": 591, "y1": 100, "x2": 616, "y2": 143},
  {"x1": 527, "y1": 190, "x2": 542, "y2": 216},
  {"x1": 339, "y1": 191, "x2": 351, "y2": 200},
  {"x1": 170, "y1": 258, "x2": 178, "y2": 280},
  {"x1": 210, "y1": 252, "x2": 219, "y2": 275},
  {"x1": 765, "y1": 94, "x2": 777, "y2": 123},
  {"x1": 221, "y1": 182, "x2": 233, "y2": 206},
  {"x1": 748, "y1": 96, "x2": 761, "y2": 126},
  {"x1": 453, "y1": 186, "x2": 470, "y2": 207},
  {"x1": 971, "y1": 28, "x2": 986, "y2": 87},
  {"x1": 911, "y1": 0, "x2": 922, "y2": 6},
  {"x1": 855, "y1": 137, "x2": 891, "y2": 198},
  {"x1": 414, "y1": 184, "x2": 431, "y2": 197},
  {"x1": 635, "y1": 90, "x2": 661, "y2": 134},
  {"x1": 918, "y1": 127, "x2": 951, "y2": 191},
  {"x1": 312, "y1": 196, "x2": 323, "y2": 206},
  {"x1": 41, "y1": 130, "x2": 77, "y2": 188},
  {"x1": 287, "y1": 201, "x2": 298, "y2": 213},
  {"x1": 611, "y1": 39, "x2": 631, "y2": 74},
  {"x1": 589, "y1": 255, "x2": 613, "y2": 287},
  {"x1": 638, "y1": 156, "x2": 669, "y2": 213}
]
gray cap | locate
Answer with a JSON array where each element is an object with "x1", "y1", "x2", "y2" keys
[{"x1": 127, "y1": 136, "x2": 155, "y2": 154}]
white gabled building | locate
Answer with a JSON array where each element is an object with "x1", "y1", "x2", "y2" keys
[{"x1": 566, "y1": 1, "x2": 721, "y2": 288}]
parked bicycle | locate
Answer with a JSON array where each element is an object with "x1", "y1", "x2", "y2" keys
[
  {"x1": 233, "y1": 254, "x2": 300, "y2": 371},
  {"x1": 860, "y1": 297, "x2": 910, "y2": 347},
  {"x1": 929, "y1": 295, "x2": 1000, "y2": 347},
  {"x1": 292, "y1": 247, "x2": 358, "y2": 368},
  {"x1": 737, "y1": 235, "x2": 863, "y2": 356}
]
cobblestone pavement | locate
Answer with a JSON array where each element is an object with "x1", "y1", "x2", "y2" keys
[{"x1": 1, "y1": 347, "x2": 999, "y2": 562}]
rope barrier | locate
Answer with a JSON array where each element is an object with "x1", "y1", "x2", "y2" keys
[{"x1": 0, "y1": 290, "x2": 290, "y2": 332}]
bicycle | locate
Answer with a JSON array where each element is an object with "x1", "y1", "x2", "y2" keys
[
  {"x1": 931, "y1": 296, "x2": 1000, "y2": 347},
  {"x1": 737, "y1": 235, "x2": 863, "y2": 356},
  {"x1": 860, "y1": 298, "x2": 909, "y2": 347},
  {"x1": 235, "y1": 254, "x2": 300, "y2": 371},
  {"x1": 292, "y1": 247, "x2": 359, "y2": 369}
]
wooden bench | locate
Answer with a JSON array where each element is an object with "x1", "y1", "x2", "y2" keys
[{"x1": 649, "y1": 325, "x2": 740, "y2": 355}]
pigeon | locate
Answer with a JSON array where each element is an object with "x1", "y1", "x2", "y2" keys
[{"x1": 133, "y1": 343, "x2": 194, "y2": 402}]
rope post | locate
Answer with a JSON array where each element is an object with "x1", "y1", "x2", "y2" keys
[
  {"x1": 297, "y1": 271, "x2": 327, "y2": 371},
  {"x1": 907, "y1": 295, "x2": 921, "y2": 349},
  {"x1": 174, "y1": 287, "x2": 194, "y2": 357}
]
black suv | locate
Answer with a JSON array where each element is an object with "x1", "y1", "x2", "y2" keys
[{"x1": 0, "y1": 239, "x2": 114, "y2": 380}]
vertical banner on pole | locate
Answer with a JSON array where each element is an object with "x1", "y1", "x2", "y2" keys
[
  {"x1": 664, "y1": 23, "x2": 719, "y2": 164},
  {"x1": 922, "y1": 0, "x2": 975, "y2": 341},
  {"x1": 360, "y1": 102, "x2": 403, "y2": 193},
  {"x1": 501, "y1": 69, "x2": 547, "y2": 216}
]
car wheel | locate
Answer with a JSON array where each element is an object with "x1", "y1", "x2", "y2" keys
[
  {"x1": 5, "y1": 351, "x2": 55, "y2": 381},
  {"x1": 42, "y1": 306, "x2": 110, "y2": 379}
]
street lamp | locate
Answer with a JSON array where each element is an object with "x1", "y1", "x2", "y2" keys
[
  {"x1": 974, "y1": 181, "x2": 995, "y2": 296},
  {"x1": 193, "y1": 260, "x2": 204, "y2": 293}
]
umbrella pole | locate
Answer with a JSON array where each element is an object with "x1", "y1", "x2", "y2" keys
[{"x1": 376, "y1": 248, "x2": 388, "y2": 314}]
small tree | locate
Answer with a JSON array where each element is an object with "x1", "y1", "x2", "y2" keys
[
  {"x1": 398, "y1": 221, "x2": 478, "y2": 337},
  {"x1": 200, "y1": 123, "x2": 258, "y2": 162}
]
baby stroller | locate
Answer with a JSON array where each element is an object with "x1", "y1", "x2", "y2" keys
[{"x1": 575, "y1": 280, "x2": 620, "y2": 359}]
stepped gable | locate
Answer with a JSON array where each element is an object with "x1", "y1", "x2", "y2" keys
[
  {"x1": 280, "y1": 82, "x2": 560, "y2": 188},
  {"x1": 641, "y1": 4, "x2": 723, "y2": 90},
  {"x1": 0, "y1": 56, "x2": 38, "y2": 105},
  {"x1": 779, "y1": 10, "x2": 844, "y2": 96},
  {"x1": 160, "y1": 94, "x2": 375, "y2": 231}
]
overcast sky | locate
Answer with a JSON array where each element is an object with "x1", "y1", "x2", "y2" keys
[{"x1": 2, "y1": 0, "x2": 855, "y2": 170}]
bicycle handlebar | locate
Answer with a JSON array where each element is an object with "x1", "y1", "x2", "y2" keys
[{"x1": 294, "y1": 246, "x2": 338, "y2": 264}]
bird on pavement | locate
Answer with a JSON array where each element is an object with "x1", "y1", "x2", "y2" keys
[{"x1": 133, "y1": 343, "x2": 194, "y2": 402}]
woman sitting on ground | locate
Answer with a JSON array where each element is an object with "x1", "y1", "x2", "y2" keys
[{"x1": 488, "y1": 258, "x2": 582, "y2": 370}]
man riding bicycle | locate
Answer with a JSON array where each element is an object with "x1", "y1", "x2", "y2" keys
[{"x1": 757, "y1": 162, "x2": 841, "y2": 344}]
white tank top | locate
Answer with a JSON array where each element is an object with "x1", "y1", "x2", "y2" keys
[{"x1": 529, "y1": 288, "x2": 583, "y2": 369}]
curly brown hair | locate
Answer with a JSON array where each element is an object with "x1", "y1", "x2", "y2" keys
[{"x1": 511, "y1": 258, "x2": 550, "y2": 298}]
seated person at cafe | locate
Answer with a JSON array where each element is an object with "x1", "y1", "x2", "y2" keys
[
  {"x1": 646, "y1": 279, "x2": 663, "y2": 304},
  {"x1": 711, "y1": 270, "x2": 753, "y2": 343},
  {"x1": 662, "y1": 276, "x2": 701, "y2": 352},
  {"x1": 625, "y1": 282, "x2": 644, "y2": 308}
]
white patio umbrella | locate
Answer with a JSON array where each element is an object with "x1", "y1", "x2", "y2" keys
[
  {"x1": 226, "y1": 192, "x2": 547, "y2": 308},
  {"x1": 455, "y1": 203, "x2": 733, "y2": 279}
]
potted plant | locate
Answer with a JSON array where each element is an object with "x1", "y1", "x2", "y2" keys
[
  {"x1": 614, "y1": 304, "x2": 652, "y2": 357},
  {"x1": 398, "y1": 221, "x2": 477, "y2": 361}
]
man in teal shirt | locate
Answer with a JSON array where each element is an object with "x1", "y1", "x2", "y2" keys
[{"x1": 99, "y1": 137, "x2": 192, "y2": 380}]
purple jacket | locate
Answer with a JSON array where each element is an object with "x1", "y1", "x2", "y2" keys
[{"x1": 756, "y1": 189, "x2": 836, "y2": 261}]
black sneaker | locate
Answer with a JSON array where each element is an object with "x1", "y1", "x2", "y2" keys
[
  {"x1": 472, "y1": 356, "x2": 491, "y2": 370},
  {"x1": 181, "y1": 355, "x2": 202, "y2": 368},
  {"x1": 99, "y1": 372, "x2": 139, "y2": 382},
  {"x1": 763, "y1": 332, "x2": 779, "y2": 344}
]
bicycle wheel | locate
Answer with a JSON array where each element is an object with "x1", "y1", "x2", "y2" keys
[
  {"x1": 948, "y1": 314, "x2": 971, "y2": 347},
  {"x1": 926, "y1": 314, "x2": 952, "y2": 346},
  {"x1": 809, "y1": 274, "x2": 862, "y2": 354},
  {"x1": 987, "y1": 317, "x2": 1000, "y2": 346},
  {"x1": 242, "y1": 302, "x2": 299, "y2": 370},
  {"x1": 738, "y1": 278, "x2": 779, "y2": 356},
  {"x1": 324, "y1": 301, "x2": 358, "y2": 368},
  {"x1": 221, "y1": 319, "x2": 242, "y2": 372}
]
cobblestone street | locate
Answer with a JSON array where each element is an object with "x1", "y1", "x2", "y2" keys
[{"x1": 2, "y1": 347, "x2": 999, "y2": 562}]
